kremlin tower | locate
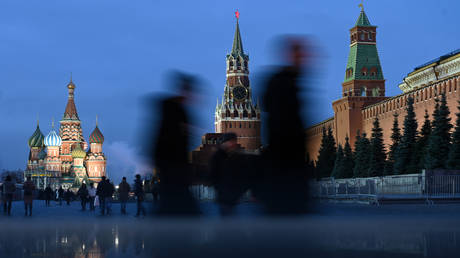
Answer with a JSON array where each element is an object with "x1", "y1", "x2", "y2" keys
[
  {"x1": 215, "y1": 11, "x2": 261, "y2": 151},
  {"x1": 25, "y1": 77, "x2": 107, "y2": 189}
]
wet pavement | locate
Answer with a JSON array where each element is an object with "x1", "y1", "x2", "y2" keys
[{"x1": 1, "y1": 201, "x2": 460, "y2": 257}]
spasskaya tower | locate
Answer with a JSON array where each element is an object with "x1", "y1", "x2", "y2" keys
[{"x1": 215, "y1": 11, "x2": 261, "y2": 151}]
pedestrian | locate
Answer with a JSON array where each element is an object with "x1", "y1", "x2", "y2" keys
[
  {"x1": 259, "y1": 37, "x2": 311, "y2": 214},
  {"x1": 118, "y1": 177, "x2": 131, "y2": 214},
  {"x1": 152, "y1": 73, "x2": 200, "y2": 215},
  {"x1": 134, "y1": 174, "x2": 146, "y2": 217},
  {"x1": 64, "y1": 189, "x2": 72, "y2": 205},
  {"x1": 2, "y1": 175, "x2": 16, "y2": 216},
  {"x1": 77, "y1": 183, "x2": 89, "y2": 211},
  {"x1": 88, "y1": 183, "x2": 96, "y2": 211},
  {"x1": 152, "y1": 179, "x2": 160, "y2": 203},
  {"x1": 58, "y1": 186, "x2": 64, "y2": 205},
  {"x1": 96, "y1": 176, "x2": 114, "y2": 215},
  {"x1": 23, "y1": 176, "x2": 35, "y2": 216},
  {"x1": 44, "y1": 186, "x2": 53, "y2": 207}
]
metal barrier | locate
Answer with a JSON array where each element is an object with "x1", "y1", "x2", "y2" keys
[{"x1": 314, "y1": 174, "x2": 460, "y2": 203}]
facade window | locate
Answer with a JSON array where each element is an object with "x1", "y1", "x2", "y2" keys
[
  {"x1": 372, "y1": 88, "x2": 379, "y2": 97},
  {"x1": 239, "y1": 123, "x2": 242, "y2": 128},
  {"x1": 360, "y1": 33, "x2": 365, "y2": 41},
  {"x1": 368, "y1": 32, "x2": 373, "y2": 40},
  {"x1": 229, "y1": 123, "x2": 232, "y2": 128},
  {"x1": 361, "y1": 87, "x2": 367, "y2": 96}
]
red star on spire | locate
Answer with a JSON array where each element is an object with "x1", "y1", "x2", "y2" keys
[{"x1": 235, "y1": 10, "x2": 240, "y2": 20}]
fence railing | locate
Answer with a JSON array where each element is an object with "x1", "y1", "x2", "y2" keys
[{"x1": 314, "y1": 174, "x2": 460, "y2": 202}]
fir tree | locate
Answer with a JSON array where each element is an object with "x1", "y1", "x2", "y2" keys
[
  {"x1": 384, "y1": 113, "x2": 401, "y2": 175},
  {"x1": 415, "y1": 110, "x2": 432, "y2": 170},
  {"x1": 342, "y1": 136, "x2": 355, "y2": 178},
  {"x1": 447, "y1": 101, "x2": 460, "y2": 169},
  {"x1": 332, "y1": 144, "x2": 344, "y2": 178},
  {"x1": 353, "y1": 132, "x2": 371, "y2": 178},
  {"x1": 368, "y1": 117, "x2": 386, "y2": 177},
  {"x1": 394, "y1": 96, "x2": 418, "y2": 174},
  {"x1": 316, "y1": 126, "x2": 337, "y2": 178},
  {"x1": 425, "y1": 94, "x2": 452, "y2": 169}
]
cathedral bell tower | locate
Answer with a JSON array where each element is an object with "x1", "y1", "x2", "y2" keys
[
  {"x1": 215, "y1": 11, "x2": 261, "y2": 151},
  {"x1": 332, "y1": 6, "x2": 387, "y2": 148}
]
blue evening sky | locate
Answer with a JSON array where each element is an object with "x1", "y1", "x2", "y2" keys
[{"x1": 1, "y1": 0, "x2": 459, "y2": 177}]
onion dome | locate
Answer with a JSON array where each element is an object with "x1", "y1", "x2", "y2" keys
[
  {"x1": 44, "y1": 129, "x2": 62, "y2": 147},
  {"x1": 38, "y1": 148, "x2": 47, "y2": 160},
  {"x1": 71, "y1": 144, "x2": 86, "y2": 159},
  {"x1": 28, "y1": 124, "x2": 45, "y2": 148},
  {"x1": 89, "y1": 126, "x2": 104, "y2": 144}
]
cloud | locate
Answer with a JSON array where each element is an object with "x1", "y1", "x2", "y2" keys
[{"x1": 103, "y1": 141, "x2": 152, "y2": 184}]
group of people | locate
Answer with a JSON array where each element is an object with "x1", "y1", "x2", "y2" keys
[{"x1": 1, "y1": 174, "x2": 149, "y2": 217}]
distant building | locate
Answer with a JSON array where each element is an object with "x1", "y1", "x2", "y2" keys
[
  {"x1": 306, "y1": 8, "x2": 460, "y2": 162},
  {"x1": 25, "y1": 78, "x2": 107, "y2": 189}
]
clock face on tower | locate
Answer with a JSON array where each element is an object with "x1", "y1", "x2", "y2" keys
[{"x1": 232, "y1": 86, "x2": 247, "y2": 101}]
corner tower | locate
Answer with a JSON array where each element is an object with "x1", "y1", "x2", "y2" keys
[
  {"x1": 332, "y1": 6, "x2": 387, "y2": 148},
  {"x1": 215, "y1": 11, "x2": 261, "y2": 151}
]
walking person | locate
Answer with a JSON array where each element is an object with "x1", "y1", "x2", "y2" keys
[
  {"x1": 2, "y1": 175, "x2": 16, "y2": 216},
  {"x1": 64, "y1": 189, "x2": 72, "y2": 206},
  {"x1": 58, "y1": 186, "x2": 64, "y2": 205},
  {"x1": 134, "y1": 174, "x2": 146, "y2": 217},
  {"x1": 77, "y1": 183, "x2": 89, "y2": 211},
  {"x1": 96, "y1": 176, "x2": 114, "y2": 215},
  {"x1": 88, "y1": 183, "x2": 96, "y2": 211},
  {"x1": 44, "y1": 186, "x2": 53, "y2": 207},
  {"x1": 23, "y1": 176, "x2": 35, "y2": 216},
  {"x1": 118, "y1": 177, "x2": 131, "y2": 214}
]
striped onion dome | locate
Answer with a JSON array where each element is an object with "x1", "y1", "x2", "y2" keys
[
  {"x1": 28, "y1": 125, "x2": 45, "y2": 148},
  {"x1": 44, "y1": 129, "x2": 62, "y2": 147},
  {"x1": 89, "y1": 126, "x2": 104, "y2": 144},
  {"x1": 38, "y1": 148, "x2": 47, "y2": 160},
  {"x1": 71, "y1": 144, "x2": 86, "y2": 159}
]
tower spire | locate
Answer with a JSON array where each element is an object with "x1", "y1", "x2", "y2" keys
[{"x1": 231, "y1": 10, "x2": 244, "y2": 56}]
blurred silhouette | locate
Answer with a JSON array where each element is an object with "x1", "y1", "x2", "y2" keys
[
  {"x1": 210, "y1": 133, "x2": 250, "y2": 216},
  {"x1": 257, "y1": 36, "x2": 311, "y2": 215},
  {"x1": 2, "y1": 175, "x2": 15, "y2": 215},
  {"x1": 118, "y1": 177, "x2": 131, "y2": 215},
  {"x1": 152, "y1": 71, "x2": 200, "y2": 216},
  {"x1": 134, "y1": 174, "x2": 146, "y2": 217},
  {"x1": 23, "y1": 176, "x2": 35, "y2": 216}
]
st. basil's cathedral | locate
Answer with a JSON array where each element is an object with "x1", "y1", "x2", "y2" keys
[{"x1": 25, "y1": 79, "x2": 107, "y2": 190}]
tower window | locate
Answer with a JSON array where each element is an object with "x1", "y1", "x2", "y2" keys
[
  {"x1": 360, "y1": 33, "x2": 365, "y2": 41},
  {"x1": 229, "y1": 123, "x2": 232, "y2": 128},
  {"x1": 361, "y1": 67, "x2": 368, "y2": 76},
  {"x1": 368, "y1": 32, "x2": 373, "y2": 40},
  {"x1": 361, "y1": 87, "x2": 367, "y2": 96}
]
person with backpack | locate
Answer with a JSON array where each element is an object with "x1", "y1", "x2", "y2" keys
[
  {"x1": 2, "y1": 175, "x2": 16, "y2": 216},
  {"x1": 23, "y1": 176, "x2": 35, "y2": 216},
  {"x1": 118, "y1": 177, "x2": 131, "y2": 214},
  {"x1": 77, "y1": 183, "x2": 89, "y2": 211}
]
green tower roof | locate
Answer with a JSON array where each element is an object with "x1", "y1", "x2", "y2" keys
[{"x1": 355, "y1": 10, "x2": 373, "y2": 27}]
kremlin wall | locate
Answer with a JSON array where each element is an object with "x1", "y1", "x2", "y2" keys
[{"x1": 306, "y1": 8, "x2": 460, "y2": 162}]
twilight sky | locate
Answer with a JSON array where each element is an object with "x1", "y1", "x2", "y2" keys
[{"x1": 1, "y1": 0, "x2": 459, "y2": 179}]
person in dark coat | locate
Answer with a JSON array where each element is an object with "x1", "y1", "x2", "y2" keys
[
  {"x1": 23, "y1": 176, "x2": 35, "y2": 216},
  {"x1": 97, "y1": 176, "x2": 115, "y2": 215},
  {"x1": 64, "y1": 189, "x2": 72, "y2": 205},
  {"x1": 134, "y1": 174, "x2": 146, "y2": 217},
  {"x1": 210, "y1": 133, "x2": 249, "y2": 216},
  {"x1": 152, "y1": 73, "x2": 199, "y2": 216},
  {"x1": 2, "y1": 175, "x2": 16, "y2": 215},
  {"x1": 57, "y1": 186, "x2": 64, "y2": 205},
  {"x1": 44, "y1": 186, "x2": 53, "y2": 207},
  {"x1": 77, "y1": 183, "x2": 89, "y2": 211},
  {"x1": 118, "y1": 177, "x2": 131, "y2": 214},
  {"x1": 258, "y1": 37, "x2": 311, "y2": 215}
]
